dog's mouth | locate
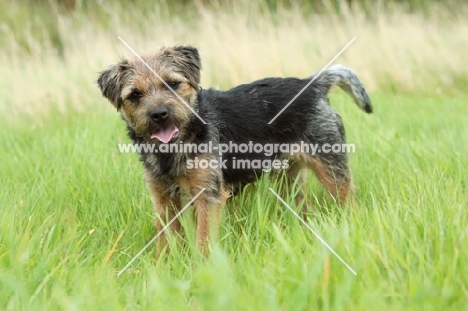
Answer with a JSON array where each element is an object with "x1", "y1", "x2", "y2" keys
[{"x1": 150, "y1": 124, "x2": 179, "y2": 143}]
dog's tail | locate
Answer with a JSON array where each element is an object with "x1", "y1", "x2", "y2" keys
[{"x1": 313, "y1": 65, "x2": 372, "y2": 113}]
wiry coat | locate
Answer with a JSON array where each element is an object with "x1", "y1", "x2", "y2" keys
[{"x1": 97, "y1": 46, "x2": 372, "y2": 255}]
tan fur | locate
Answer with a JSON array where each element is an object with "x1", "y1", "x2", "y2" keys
[
  {"x1": 176, "y1": 155, "x2": 229, "y2": 255},
  {"x1": 287, "y1": 153, "x2": 354, "y2": 208},
  {"x1": 145, "y1": 171, "x2": 182, "y2": 257},
  {"x1": 308, "y1": 157, "x2": 353, "y2": 204}
]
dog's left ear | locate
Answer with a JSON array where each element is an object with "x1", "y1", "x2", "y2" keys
[
  {"x1": 97, "y1": 60, "x2": 132, "y2": 110},
  {"x1": 172, "y1": 46, "x2": 202, "y2": 87}
]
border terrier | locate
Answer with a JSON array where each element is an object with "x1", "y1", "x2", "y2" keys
[{"x1": 97, "y1": 46, "x2": 372, "y2": 255}]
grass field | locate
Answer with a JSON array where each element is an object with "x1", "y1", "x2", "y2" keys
[{"x1": 1, "y1": 1, "x2": 468, "y2": 310}]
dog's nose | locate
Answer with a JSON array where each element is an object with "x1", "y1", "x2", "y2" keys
[{"x1": 149, "y1": 107, "x2": 169, "y2": 123}]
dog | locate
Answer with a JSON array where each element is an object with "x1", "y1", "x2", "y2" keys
[{"x1": 97, "y1": 46, "x2": 372, "y2": 256}]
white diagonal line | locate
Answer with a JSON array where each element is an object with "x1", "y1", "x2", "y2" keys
[
  {"x1": 116, "y1": 188, "x2": 206, "y2": 277},
  {"x1": 268, "y1": 37, "x2": 356, "y2": 124},
  {"x1": 118, "y1": 36, "x2": 207, "y2": 125},
  {"x1": 268, "y1": 188, "x2": 357, "y2": 275}
]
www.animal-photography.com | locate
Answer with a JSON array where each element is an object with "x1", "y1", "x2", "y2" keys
[{"x1": 1, "y1": 0, "x2": 467, "y2": 310}]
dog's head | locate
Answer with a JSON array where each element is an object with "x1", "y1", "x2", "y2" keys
[{"x1": 98, "y1": 46, "x2": 201, "y2": 143}]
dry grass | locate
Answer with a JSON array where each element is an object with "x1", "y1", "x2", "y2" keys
[{"x1": 2, "y1": 1, "x2": 467, "y2": 119}]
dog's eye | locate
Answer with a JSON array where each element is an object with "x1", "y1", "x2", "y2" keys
[
  {"x1": 167, "y1": 81, "x2": 181, "y2": 90},
  {"x1": 127, "y1": 90, "x2": 143, "y2": 102}
]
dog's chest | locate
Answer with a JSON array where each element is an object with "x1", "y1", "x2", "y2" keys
[{"x1": 144, "y1": 153, "x2": 188, "y2": 178}]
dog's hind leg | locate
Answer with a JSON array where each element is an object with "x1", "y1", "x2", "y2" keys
[
  {"x1": 306, "y1": 154, "x2": 354, "y2": 205},
  {"x1": 283, "y1": 158, "x2": 315, "y2": 220},
  {"x1": 303, "y1": 102, "x2": 355, "y2": 205}
]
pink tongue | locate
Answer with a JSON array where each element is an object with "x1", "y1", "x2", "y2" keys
[{"x1": 151, "y1": 125, "x2": 179, "y2": 143}]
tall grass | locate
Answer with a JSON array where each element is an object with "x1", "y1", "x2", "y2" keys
[{"x1": 1, "y1": 1, "x2": 467, "y2": 310}]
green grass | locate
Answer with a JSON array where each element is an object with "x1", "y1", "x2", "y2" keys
[
  {"x1": 1, "y1": 92, "x2": 467, "y2": 310},
  {"x1": 2, "y1": 1, "x2": 468, "y2": 309}
]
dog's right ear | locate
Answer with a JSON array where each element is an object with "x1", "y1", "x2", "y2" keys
[{"x1": 97, "y1": 60, "x2": 131, "y2": 110}]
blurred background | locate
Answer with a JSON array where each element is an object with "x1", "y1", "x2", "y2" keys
[{"x1": 1, "y1": 0, "x2": 467, "y2": 120}]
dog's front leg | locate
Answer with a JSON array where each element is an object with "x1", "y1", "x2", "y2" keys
[
  {"x1": 145, "y1": 171, "x2": 181, "y2": 258},
  {"x1": 193, "y1": 193, "x2": 223, "y2": 256},
  {"x1": 177, "y1": 166, "x2": 229, "y2": 256}
]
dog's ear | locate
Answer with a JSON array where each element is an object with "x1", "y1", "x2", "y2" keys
[
  {"x1": 97, "y1": 60, "x2": 132, "y2": 110},
  {"x1": 171, "y1": 46, "x2": 202, "y2": 87}
]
